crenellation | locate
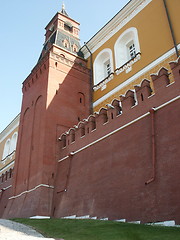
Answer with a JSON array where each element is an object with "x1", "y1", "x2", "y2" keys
[
  {"x1": 111, "y1": 99, "x2": 122, "y2": 116},
  {"x1": 87, "y1": 115, "x2": 96, "y2": 132},
  {"x1": 106, "y1": 103, "x2": 121, "y2": 122},
  {"x1": 120, "y1": 89, "x2": 136, "y2": 112},
  {"x1": 58, "y1": 59, "x2": 179, "y2": 152},
  {"x1": 96, "y1": 108, "x2": 108, "y2": 126},
  {"x1": 151, "y1": 67, "x2": 170, "y2": 92},
  {"x1": 0, "y1": 168, "x2": 14, "y2": 184},
  {"x1": 135, "y1": 79, "x2": 152, "y2": 103},
  {"x1": 169, "y1": 57, "x2": 180, "y2": 84},
  {"x1": 69, "y1": 128, "x2": 76, "y2": 144},
  {"x1": 76, "y1": 121, "x2": 86, "y2": 138}
]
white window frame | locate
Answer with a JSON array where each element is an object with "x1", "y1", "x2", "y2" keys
[
  {"x1": 93, "y1": 48, "x2": 114, "y2": 85},
  {"x1": 10, "y1": 132, "x2": 18, "y2": 153},
  {"x1": 114, "y1": 27, "x2": 140, "y2": 69},
  {"x1": 2, "y1": 139, "x2": 11, "y2": 160}
]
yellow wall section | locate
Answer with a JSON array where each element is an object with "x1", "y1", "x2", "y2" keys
[
  {"x1": 93, "y1": 53, "x2": 177, "y2": 112},
  {"x1": 166, "y1": 0, "x2": 180, "y2": 45},
  {"x1": 0, "y1": 126, "x2": 18, "y2": 174},
  {"x1": 87, "y1": 0, "x2": 180, "y2": 111}
]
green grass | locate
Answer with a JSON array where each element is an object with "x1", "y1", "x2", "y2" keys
[{"x1": 12, "y1": 218, "x2": 180, "y2": 240}]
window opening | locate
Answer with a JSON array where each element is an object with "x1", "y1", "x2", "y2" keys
[
  {"x1": 141, "y1": 93, "x2": 144, "y2": 101},
  {"x1": 81, "y1": 127, "x2": 85, "y2": 137},
  {"x1": 127, "y1": 41, "x2": 136, "y2": 59},
  {"x1": 63, "y1": 39, "x2": 70, "y2": 49},
  {"x1": 64, "y1": 24, "x2": 73, "y2": 32},
  {"x1": 104, "y1": 60, "x2": 111, "y2": 77}
]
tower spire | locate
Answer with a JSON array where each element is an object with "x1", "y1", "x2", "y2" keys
[{"x1": 60, "y1": 1, "x2": 69, "y2": 16}]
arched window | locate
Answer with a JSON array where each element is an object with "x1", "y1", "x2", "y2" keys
[
  {"x1": 63, "y1": 39, "x2": 70, "y2": 49},
  {"x1": 78, "y1": 92, "x2": 85, "y2": 106},
  {"x1": 72, "y1": 44, "x2": 78, "y2": 53},
  {"x1": 64, "y1": 22, "x2": 73, "y2": 33},
  {"x1": 93, "y1": 48, "x2": 114, "y2": 85},
  {"x1": 114, "y1": 27, "x2": 140, "y2": 69},
  {"x1": 2, "y1": 139, "x2": 11, "y2": 160},
  {"x1": 10, "y1": 132, "x2": 18, "y2": 153}
]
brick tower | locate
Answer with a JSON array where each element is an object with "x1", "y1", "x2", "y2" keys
[{"x1": 4, "y1": 4, "x2": 91, "y2": 218}]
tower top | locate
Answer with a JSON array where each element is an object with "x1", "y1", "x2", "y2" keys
[
  {"x1": 60, "y1": 2, "x2": 69, "y2": 16},
  {"x1": 38, "y1": 2, "x2": 83, "y2": 61}
]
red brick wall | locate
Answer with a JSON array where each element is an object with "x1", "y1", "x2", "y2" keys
[
  {"x1": 0, "y1": 169, "x2": 13, "y2": 217},
  {"x1": 3, "y1": 48, "x2": 91, "y2": 218},
  {"x1": 53, "y1": 59, "x2": 180, "y2": 224}
]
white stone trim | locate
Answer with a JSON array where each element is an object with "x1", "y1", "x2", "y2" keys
[
  {"x1": 30, "y1": 216, "x2": 50, "y2": 219},
  {"x1": 58, "y1": 156, "x2": 69, "y2": 163},
  {"x1": 62, "y1": 215, "x2": 77, "y2": 219},
  {"x1": 9, "y1": 184, "x2": 54, "y2": 200},
  {"x1": 76, "y1": 215, "x2": 90, "y2": 219},
  {"x1": 0, "y1": 161, "x2": 14, "y2": 174},
  {"x1": 93, "y1": 45, "x2": 180, "y2": 108},
  {"x1": 155, "y1": 95, "x2": 180, "y2": 111},
  {"x1": 58, "y1": 112, "x2": 150, "y2": 162},
  {"x1": 147, "y1": 220, "x2": 175, "y2": 227},
  {"x1": 115, "y1": 219, "x2": 126, "y2": 222},
  {"x1": 0, "y1": 114, "x2": 20, "y2": 143},
  {"x1": 83, "y1": 0, "x2": 152, "y2": 58},
  {"x1": 93, "y1": 48, "x2": 114, "y2": 85},
  {"x1": 0, "y1": 185, "x2": 12, "y2": 193}
]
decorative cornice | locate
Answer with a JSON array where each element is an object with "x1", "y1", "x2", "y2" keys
[
  {"x1": 0, "y1": 114, "x2": 20, "y2": 142},
  {"x1": 50, "y1": 51, "x2": 90, "y2": 74},
  {"x1": 81, "y1": 0, "x2": 152, "y2": 58}
]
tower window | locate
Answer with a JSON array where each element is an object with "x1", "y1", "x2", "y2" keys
[
  {"x1": 63, "y1": 39, "x2": 70, "y2": 49},
  {"x1": 72, "y1": 44, "x2": 78, "y2": 53},
  {"x1": 64, "y1": 22, "x2": 73, "y2": 33},
  {"x1": 78, "y1": 92, "x2": 85, "y2": 106}
]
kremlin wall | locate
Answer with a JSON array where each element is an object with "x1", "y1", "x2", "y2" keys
[{"x1": 0, "y1": 0, "x2": 180, "y2": 224}]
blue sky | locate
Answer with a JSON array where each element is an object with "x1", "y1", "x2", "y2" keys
[{"x1": 0, "y1": 0, "x2": 130, "y2": 132}]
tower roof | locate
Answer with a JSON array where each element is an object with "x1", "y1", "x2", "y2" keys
[{"x1": 60, "y1": 3, "x2": 69, "y2": 17}]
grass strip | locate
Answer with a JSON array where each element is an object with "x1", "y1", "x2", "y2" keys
[{"x1": 12, "y1": 218, "x2": 180, "y2": 240}]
